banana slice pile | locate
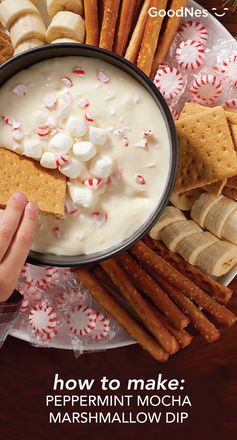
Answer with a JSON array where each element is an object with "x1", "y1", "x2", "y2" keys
[
  {"x1": 150, "y1": 205, "x2": 237, "y2": 276},
  {"x1": 0, "y1": 0, "x2": 85, "y2": 55},
  {"x1": 0, "y1": 0, "x2": 46, "y2": 54}
]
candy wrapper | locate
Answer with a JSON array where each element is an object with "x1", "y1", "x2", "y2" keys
[
  {"x1": 13, "y1": 264, "x2": 119, "y2": 356},
  {"x1": 153, "y1": 18, "x2": 237, "y2": 119}
]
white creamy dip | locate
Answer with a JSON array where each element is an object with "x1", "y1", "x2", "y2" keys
[{"x1": 0, "y1": 56, "x2": 170, "y2": 256}]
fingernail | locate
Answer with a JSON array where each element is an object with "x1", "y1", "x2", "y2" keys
[
  {"x1": 12, "y1": 192, "x2": 27, "y2": 203},
  {"x1": 26, "y1": 202, "x2": 39, "y2": 215}
]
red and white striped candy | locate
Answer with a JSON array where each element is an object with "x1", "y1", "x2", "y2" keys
[
  {"x1": 122, "y1": 135, "x2": 129, "y2": 148},
  {"x1": 176, "y1": 40, "x2": 205, "y2": 70},
  {"x1": 12, "y1": 84, "x2": 27, "y2": 96},
  {"x1": 90, "y1": 312, "x2": 110, "y2": 341},
  {"x1": 26, "y1": 284, "x2": 43, "y2": 301},
  {"x1": 85, "y1": 111, "x2": 94, "y2": 122},
  {"x1": 55, "y1": 154, "x2": 69, "y2": 167},
  {"x1": 37, "y1": 124, "x2": 50, "y2": 138},
  {"x1": 224, "y1": 98, "x2": 237, "y2": 109},
  {"x1": 43, "y1": 93, "x2": 58, "y2": 109},
  {"x1": 32, "y1": 266, "x2": 59, "y2": 289},
  {"x1": 29, "y1": 304, "x2": 58, "y2": 339},
  {"x1": 61, "y1": 76, "x2": 73, "y2": 88},
  {"x1": 92, "y1": 211, "x2": 108, "y2": 227},
  {"x1": 78, "y1": 97, "x2": 90, "y2": 109},
  {"x1": 21, "y1": 263, "x2": 30, "y2": 282},
  {"x1": 12, "y1": 128, "x2": 24, "y2": 142},
  {"x1": 142, "y1": 129, "x2": 153, "y2": 137},
  {"x1": 135, "y1": 174, "x2": 146, "y2": 185},
  {"x1": 72, "y1": 66, "x2": 85, "y2": 76},
  {"x1": 65, "y1": 287, "x2": 88, "y2": 305},
  {"x1": 2, "y1": 115, "x2": 12, "y2": 126},
  {"x1": 179, "y1": 21, "x2": 208, "y2": 45},
  {"x1": 191, "y1": 74, "x2": 223, "y2": 104},
  {"x1": 65, "y1": 197, "x2": 78, "y2": 215},
  {"x1": 83, "y1": 177, "x2": 102, "y2": 189},
  {"x1": 215, "y1": 55, "x2": 237, "y2": 86},
  {"x1": 20, "y1": 296, "x2": 29, "y2": 313},
  {"x1": 154, "y1": 67, "x2": 184, "y2": 101},
  {"x1": 97, "y1": 71, "x2": 110, "y2": 84},
  {"x1": 67, "y1": 305, "x2": 97, "y2": 336},
  {"x1": 170, "y1": 106, "x2": 180, "y2": 121}
]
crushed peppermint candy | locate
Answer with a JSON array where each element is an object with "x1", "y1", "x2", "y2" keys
[
  {"x1": 78, "y1": 97, "x2": 90, "y2": 109},
  {"x1": 65, "y1": 197, "x2": 78, "y2": 215},
  {"x1": 61, "y1": 76, "x2": 73, "y2": 88},
  {"x1": 92, "y1": 212, "x2": 108, "y2": 227},
  {"x1": 12, "y1": 128, "x2": 24, "y2": 142},
  {"x1": 85, "y1": 111, "x2": 95, "y2": 122},
  {"x1": 122, "y1": 135, "x2": 129, "y2": 148},
  {"x1": 12, "y1": 84, "x2": 27, "y2": 96},
  {"x1": 135, "y1": 174, "x2": 146, "y2": 185},
  {"x1": 83, "y1": 177, "x2": 102, "y2": 189},
  {"x1": 43, "y1": 93, "x2": 58, "y2": 109},
  {"x1": 37, "y1": 125, "x2": 50, "y2": 138},
  {"x1": 97, "y1": 71, "x2": 110, "y2": 83},
  {"x1": 55, "y1": 154, "x2": 70, "y2": 167},
  {"x1": 134, "y1": 138, "x2": 147, "y2": 149},
  {"x1": 72, "y1": 66, "x2": 85, "y2": 76}
]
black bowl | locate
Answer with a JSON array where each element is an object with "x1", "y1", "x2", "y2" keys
[{"x1": 0, "y1": 44, "x2": 178, "y2": 267}]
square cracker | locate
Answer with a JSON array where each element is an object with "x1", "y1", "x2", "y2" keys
[
  {"x1": 174, "y1": 106, "x2": 237, "y2": 193},
  {"x1": 0, "y1": 148, "x2": 66, "y2": 216}
]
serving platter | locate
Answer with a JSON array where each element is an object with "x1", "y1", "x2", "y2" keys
[{"x1": 10, "y1": 0, "x2": 237, "y2": 350}]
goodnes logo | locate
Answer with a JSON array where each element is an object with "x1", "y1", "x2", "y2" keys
[{"x1": 148, "y1": 7, "x2": 229, "y2": 18}]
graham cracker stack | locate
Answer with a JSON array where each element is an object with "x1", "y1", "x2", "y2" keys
[{"x1": 0, "y1": 148, "x2": 66, "y2": 216}]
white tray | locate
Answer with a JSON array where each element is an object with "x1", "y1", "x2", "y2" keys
[{"x1": 10, "y1": 0, "x2": 237, "y2": 350}]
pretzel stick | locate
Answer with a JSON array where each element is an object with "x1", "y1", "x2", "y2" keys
[
  {"x1": 84, "y1": 0, "x2": 99, "y2": 46},
  {"x1": 145, "y1": 267, "x2": 220, "y2": 343},
  {"x1": 100, "y1": 259, "x2": 179, "y2": 354},
  {"x1": 131, "y1": 242, "x2": 237, "y2": 327},
  {"x1": 154, "y1": 309, "x2": 193, "y2": 348},
  {"x1": 95, "y1": 265, "x2": 191, "y2": 348},
  {"x1": 99, "y1": 0, "x2": 121, "y2": 50},
  {"x1": 145, "y1": 237, "x2": 233, "y2": 305},
  {"x1": 137, "y1": 0, "x2": 168, "y2": 76},
  {"x1": 114, "y1": 0, "x2": 137, "y2": 56},
  {"x1": 74, "y1": 268, "x2": 169, "y2": 362},
  {"x1": 117, "y1": 252, "x2": 189, "y2": 330},
  {"x1": 151, "y1": 0, "x2": 188, "y2": 78},
  {"x1": 125, "y1": 0, "x2": 151, "y2": 63}
]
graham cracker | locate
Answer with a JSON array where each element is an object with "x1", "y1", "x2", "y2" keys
[
  {"x1": 203, "y1": 179, "x2": 227, "y2": 196},
  {"x1": 223, "y1": 186, "x2": 237, "y2": 201},
  {"x1": 0, "y1": 148, "x2": 66, "y2": 216},
  {"x1": 174, "y1": 106, "x2": 237, "y2": 193},
  {"x1": 225, "y1": 111, "x2": 237, "y2": 125},
  {"x1": 229, "y1": 123, "x2": 237, "y2": 151}
]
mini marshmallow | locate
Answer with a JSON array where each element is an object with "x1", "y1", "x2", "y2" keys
[
  {"x1": 48, "y1": 131, "x2": 73, "y2": 154},
  {"x1": 90, "y1": 155, "x2": 113, "y2": 179},
  {"x1": 66, "y1": 116, "x2": 88, "y2": 138},
  {"x1": 73, "y1": 141, "x2": 97, "y2": 161},
  {"x1": 88, "y1": 126, "x2": 106, "y2": 146},
  {"x1": 60, "y1": 158, "x2": 83, "y2": 179},
  {"x1": 69, "y1": 184, "x2": 94, "y2": 208},
  {"x1": 40, "y1": 152, "x2": 58, "y2": 169},
  {"x1": 23, "y1": 139, "x2": 43, "y2": 159}
]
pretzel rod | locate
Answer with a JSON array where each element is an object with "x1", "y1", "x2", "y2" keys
[
  {"x1": 131, "y1": 242, "x2": 237, "y2": 327},
  {"x1": 117, "y1": 252, "x2": 189, "y2": 330},
  {"x1": 137, "y1": 0, "x2": 168, "y2": 76},
  {"x1": 74, "y1": 268, "x2": 169, "y2": 362},
  {"x1": 154, "y1": 308, "x2": 193, "y2": 348},
  {"x1": 95, "y1": 265, "x2": 191, "y2": 348},
  {"x1": 100, "y1": 259, "x2": 179, "y2": 354},
  {"x1": 151, "y1": 0, "x2": 188, "y2": 78},
  {"x1": 114, "y1": 0, "x2": 137, "y2": 56},
  {"x1": 84, "y1": 0, "x2": 99, "y2": 46},
  {"x1": 125, "y1": 0, "x2": 151, "y2": 63},
  {"x1": 145, "y1": 237, "x2": 233, "y2": 305},
  {"x1": 145, "y1": 267, "x2": 220, "y2": 343},
  {"x1": 99, "y1": 0, "x2": 121, "y2": 50}
]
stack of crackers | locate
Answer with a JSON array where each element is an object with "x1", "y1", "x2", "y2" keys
[
  {"x1": 0, "y1": 21, "x2": 13, "y2": 64},
  {"x1": 174, "y1": 103, "x2": 237, "y2": 200}
]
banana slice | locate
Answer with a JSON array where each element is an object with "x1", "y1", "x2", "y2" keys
[
  {"x1": 51, "y1": 38, "x2": 79, "y2": 43},
  {"x1": 170, "y1": 188, "x2": 203, "y2": 211},
  {"x1": 0, "y1": 0, "x2": 40, "y2": 30},
  {"x1": 195, "y1": 241, "x2": 237, "y2": 276},
  {"x1": 47, "y1": 0, "x2": 83, "y2": 17},
  {"x1": 222, "y1": 208, "x2": 237, "y2": 245},
  {"x1": 149, "y1": 206, "x2": 186, "y2": 240},
  {"x1": 46, "y1": 11, "x2": 85, "y2": 43},
  {"x1": 14, "y1": 39, "x2": 45, "y2": 55},
  {"x1": 191, "y1": 193, "x2": 223, "y2": 228},
  {"x1": 160, "y1": 220, "x2": 202, "y2": 252},
  {"x1": 10, "y1": 15, "x2": 46, "y2": 48},
  {"x1": 176, "y1": 232, "x2": 218, "y2": 265},
  {"x1": 205, "y1": 196, "x2": 236, "y2": 238}
]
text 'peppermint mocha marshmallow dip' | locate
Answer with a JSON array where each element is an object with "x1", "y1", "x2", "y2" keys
[{"x1": 0, "y1": 57, "x2": 170, "y2": 256}]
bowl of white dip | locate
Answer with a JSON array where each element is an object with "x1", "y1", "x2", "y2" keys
[{"x1": 0, "y1": 44, "x2": 177, "y2": 266}]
